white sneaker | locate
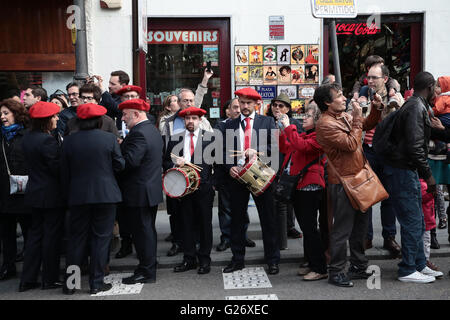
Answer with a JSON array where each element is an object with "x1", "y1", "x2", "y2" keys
[
  {"x1": 398, "y1": 271, "x2": 435, "y2": 283},
  {"x1": 419, "y1": 266, "x2": 444, "y2": 278}
]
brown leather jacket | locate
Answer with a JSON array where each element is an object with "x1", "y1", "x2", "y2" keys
[{"x1": 316, "y1": 107, "x2": 381, "y2": 184}]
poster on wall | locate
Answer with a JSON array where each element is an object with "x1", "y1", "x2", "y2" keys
[
  {"x1": 291, "y1": 65, "x2": 305, "y2": 84},
  {"x1": 277, "y1": 45, "x2": 290, "y2": 65},
  {"x1": 249, "y1": 45, "x2": 263, "y2": 65},
  {"x1": 249, "y1": 66, "x2": 264, "y2": 85},
  {"x1": 203, "y1": 45, "x2": 219, "y2": 66},
  {"x1": 278, "y1": 65, "x2": 292, "y2": 84},
  {"x1": 277, "y1": 85, "x2": 297, "y2": 100},
  {"x1": 291, "y1": 100, "x2": 306, "y2": 113},
  {"x1": 235, "y1": 66, "x2": 249, "y2": 85},
  {"x1": 305, "y1": 45, "x2": 319, "y2": 64},
  {"x1": 305, "y1": 64, "x2": 319, "y2": 83},
  {"x1": 263, "y1": 46, "x2": 277, "y2": 65},
  {"x1": 291, "y1": 45, "x2": 305, "y2": 64},
  {"x1": 298, "y1": 85, "x2": 317, "y2": 99},
  {"x1": 263, "y1": 66, "x2": 278, "y2": 85},
  {"x1": 235, "y1": 46, "x2": 249, "y2": 65}
]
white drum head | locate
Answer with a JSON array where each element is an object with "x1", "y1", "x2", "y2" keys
[{"x1": 163, "y1": 169, "x2": 188, "y2": 197}]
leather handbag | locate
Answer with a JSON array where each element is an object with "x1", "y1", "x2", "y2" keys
[
  {"x1": 328, "y1": 152, "x2": 388, "y2": 213},
  {"x1": 273, "y1": 155, "x2": 322, "y2": 204},
  {"x1": 2, "y1": 140, "x2": 28, "y2": 195}
]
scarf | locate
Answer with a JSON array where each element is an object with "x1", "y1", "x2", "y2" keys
[{"x1": 1, "y1": 124, "x2": 23, "y2": 142}]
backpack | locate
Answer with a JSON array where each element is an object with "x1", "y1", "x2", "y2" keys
[{"x1": 372, "y1": 110, "x2": 399, "y2": 157}]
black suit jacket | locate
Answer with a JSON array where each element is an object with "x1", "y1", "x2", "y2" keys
[
  {"x1": 119, "y1": 120, "x2": 164, "y2": 207},
  {"x1": 163, "y1": 130, "x2": 214, "y2": 187},
  {"x1": 223, "y1": 113, "x2": 276, "y2": 173},
  {"x1": 22, "y1": 131, "x2": 64, "y2": 208},
  {"x1": 61, "y1": 129, "x2": 125, "y2": 206}
]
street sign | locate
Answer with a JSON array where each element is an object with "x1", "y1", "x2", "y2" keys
[{"x1": 311, "y1": 0, "x2": 357, "y2": 19}]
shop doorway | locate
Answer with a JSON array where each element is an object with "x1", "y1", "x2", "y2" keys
[{"x1": 324, "y1": 14, "x2": 423, "y2": 97}]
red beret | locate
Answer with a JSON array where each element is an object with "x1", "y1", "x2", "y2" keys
[
  {"x1": 178, "y1": 107, "x2": 207, "y2": 118},
  {"x1": 29, "y1": 101, "x2": 60, "y2": 119},
  {"x1": 234, "y1": 87, "x2": 262, "y2": 101},
  {"x1": 116, "y1": 85, "x2": 142, "y2": 97},
  {"x1": 118, "y1": 98, "x2": 150, "y2": 112},
  {"x1": 77, "y1": 103, "x2": 107, "y2": 119}
]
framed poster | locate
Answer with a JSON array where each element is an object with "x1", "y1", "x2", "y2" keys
[
  {"x1": 305, "y1": 45, "x2": 319, "y2": 64},
  {"x1": 235, "y1": 66, "x2": 249, "y2": 85},
  {"x1": 305, "y1": 64, "x2": 319, "y2": 83},
  {"x1": 263, "y1": 66, "x2": 278, "y2": 85},
  {"x1": 291, "y1": 45, "x2": 305, "y2": 64},
  {"x1": 298, "y1": 84, "x2": 317, "y2": 99},
  {"x1": 277, "y1": 45, "x2": 290, "y2": 65},
  {"x1": 277, "y1": 85, "x2": 297, "y2": 100},
  {"x1": 249, "y1": 66, "x2": 264, "y2": 85},
  {"x1": 263, "y1": 45, "x2": 277, "y2": 65},
  {"x1": 291, "y1": 65, "x2": 305, "y2": 84},
  {"x1": 277, "y1": 65, "x2": 292, "y2": 84},
  {"x1": 249, "y1": 45, "x2": 263, "y2": 65},
  {"x1": 235, "y1": 46, "x2": 249, "y2": 65}
]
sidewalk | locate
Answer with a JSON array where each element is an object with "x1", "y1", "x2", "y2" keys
[{"x1": 108, "y1": 198, "x2": 450, "y2": 271}]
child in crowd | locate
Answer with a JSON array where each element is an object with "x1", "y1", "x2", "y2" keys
[{"x1": 432, "y1": 76, "x2": 450, "y2": 164}]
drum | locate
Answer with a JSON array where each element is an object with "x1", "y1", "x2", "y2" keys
[
  {"x1": 236, "y1": 156, "x2": 276, "y2": 196},
  {"x1": 162, "y1": 166, "x2": 200, "y2": 198}
]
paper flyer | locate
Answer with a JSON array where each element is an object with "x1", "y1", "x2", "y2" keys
[
  {"x1": 277, "y1": 45, "x2": 290, "y2": 65},
  {"x1": 203, "y1": 45, "x2": 219, "y2": 66},
  {"x1": 263, "y1": 45, "x2": 277, "y2": 65},
  {"x1": 235, "y1": 66, "x2": 249, "y2": 85},
  {"x1": 305, "y1": 64, "x2": 319, "y2": 83},
  {"x1": 263, "y1": 66, "x2": 278, "y2": 85},
  {"x1": 277, "y1": 65, "x2": 292, "y2": 84},
  {"x1": 291, "y1": 65, "x2": 305, "y2": 84},
  {"x1": 249, "y1": 45, "x2": 263, "y2": 65},
  {"x1": 249, "y1": 66, "x2": 264, "y2": 85},
  {"x1": 277, "y1": 85, "x2": 297, "y2": 100},
  {"x1": 291, "y1": 45, "x2": 305, "y2": 64},
  {"x1": 235, "y1": 46, "x2": 249, "y2": 65}
]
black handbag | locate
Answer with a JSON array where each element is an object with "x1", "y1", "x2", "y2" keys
[{"x1": 273, "y1": 155, "x2": 322, "y2": 204}]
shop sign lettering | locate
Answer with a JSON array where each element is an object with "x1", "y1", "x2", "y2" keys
[
  {"x1": 147, "y1": 30, "x2": 219, "y2": 44},
  {"x1": 335, "y1": 22, "x2": 380, "y2": 35}
]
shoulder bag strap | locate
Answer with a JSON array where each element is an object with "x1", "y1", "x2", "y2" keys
[{"x1": 2, "y1": 139, "x2": 11, "y2": 175}]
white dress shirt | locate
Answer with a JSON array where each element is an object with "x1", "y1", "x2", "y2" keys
[{"x1": 183, "y1": 128, "x2": 200, "y2": 163}]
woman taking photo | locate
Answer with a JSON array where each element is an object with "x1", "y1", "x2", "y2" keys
[
  {"x1": 278, "y1": 103, "x2": 327, "y2": 281},
  {"x1": 158, "y1": 95, "x2": 179, "y2": 133},
  {"x1": 0, "y1": 99, "x2": 31, "y2": 281},
  {"x1": 19, "y1": 101, "x2": 65, "y2": 292},
  {"x1": 61, "y1": 103, "x2": 124, "y2": 295}
]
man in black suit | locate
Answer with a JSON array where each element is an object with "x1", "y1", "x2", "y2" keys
[
  {"x1": 163, "y1": 107, "x2": 215, "y2": 274},
  {"x1": 118, "y1": 99, "x2": 164, "y2": 284},
  {"x1": 222, "y1": 87, "x2": 280, "y2": 275}
]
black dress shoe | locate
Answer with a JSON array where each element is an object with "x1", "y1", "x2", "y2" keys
[
  {"x1": 165, "y1": 233, "x2": 174, "y2": 242},
  {"x1": 115, "y1": 243, "x2": 132, "y2": 259},
  {"x1": 287, "y1": 228, "x2": 303, "y2": 239},
  {"x1": 347, "y1": 265, "x2": 374, "y2": 280},
  {"x1": 122, "y1": 274, "x2": 156, "y2": 285},
  {"x1": 15, "y1": 250, "x2": 24, "y2": 263},
  {"x1": 90, "y1": 282, "x2": 113, "y2": 294},
  {"x1": 267, "y1": 264, "x2": 279, "y2": 275},
  {"x1": 42, "y1": 281, "x2": 63, "y2": 290},
  {"x1": 328, "y1": 273, "x2": 353, "y2": 287},
  {"x1": 197, "y1": 265, "x2": 211, "y2": 275},
  {"x1": 167, "y1": 243, "x2": 182, "y2": 257},
  {"x1": 0, "y1": 266, "x2": 16, "y2": 281},
  {"x1": 216, "y1": 240, "x2": 230, "y2": 252},
  {"x1": 223, "y1": 262, "x2": 245, "y2": 273},
  {"x1": 245, "y1": 238, "x2": 256, "y2": 248},
  {"x1": 431, "y1": 233, "x2": 440, "y2": 249},
  {"x1": 174, "y1": 261, "x2": 197, "y2": 273},
  {"x1": 383, "y1": 237, "x2": 401, "y2": 257},
  {"x1": 19, "y1": 282, "x2": 41, "y2": 292}
]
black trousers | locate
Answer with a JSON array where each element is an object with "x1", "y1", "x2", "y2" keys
[
  {"x1": 126, "y1": 205, "x2": 158, "y2": 279},
  {"x1": 116, "y1": 204, "x2": 132, "y2": 240},
  {"x1": 328, "y1": 184, "x2": 369, "y2": 276},
  {"x1": 65, "y1": 204, "x2": 116, "y2": 289},
  {"x1": 180, "y1": 186, "x2": 214, "y2": 265},
  {"x1": 0, "y1": 214, "x2": 31, "y2": 269},
  {"x1": 229, "y1": 180, "x2": 280, "y2": 265},
  {"x1": 293, "y1": 190, "x2": 327, "y2": 274},
  {"x1": 166, "y1": 197, "x2": 183, "y2": 246},
  {"x1": 21, "y1": 207, "x2": 65, "y2": 284}
]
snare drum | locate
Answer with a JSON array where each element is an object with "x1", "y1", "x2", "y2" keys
[
  {"x1": 162, "y1": 166, "x2": 200, "y2": 198},
  {"x1": 236, "y1": 156, "x2": 276, "y2": 196}
]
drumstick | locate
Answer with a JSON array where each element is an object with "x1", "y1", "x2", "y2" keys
[
  {"x1": 229, "y1": 151, "x2": 265, "y2": 156},
  {"x1": 170, "y1": 153, "x2": 202, "y2": 171}
]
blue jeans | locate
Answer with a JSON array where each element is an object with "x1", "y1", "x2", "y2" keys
[
  {"x1": 382, "y1": 164, "x2": 426, "y2": 277},
  {"x1": 363, "y1": 144, "x2": 397, "y2": 240}
]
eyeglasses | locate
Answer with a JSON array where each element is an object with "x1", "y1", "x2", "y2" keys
[
  {"x1": 122, "y1": 94, "x2": 139, "y2": 100},
  {"x1": 68, "y1": 92, "x2": 79, "y2": 97},
  {"x1": 80, "y1": 95, "x2": 95, "y2": 101},
  {"x1": 367, "y1": 76, "x2": 383, "y2": 80},
  {"x1": 272, "y1": 103, "x2": 287, "y2": 108}
]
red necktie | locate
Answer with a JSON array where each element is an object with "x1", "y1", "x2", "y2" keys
[
  {"x1": 244, "y1": 117, "x2": 251, "y2": 150},
  {"x1": 190, "y1": 132, "x2": 195, "y2": 157}
]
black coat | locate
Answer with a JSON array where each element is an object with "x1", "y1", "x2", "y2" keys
[
  {"x1": 22, "y1": 131, "x2": 64, "y2": 208},
  {"x1": 61, "y1": 129, "x2": 125, "y2": 206},
  {"x1": 0, "y1": 128, "x2": 30, "y2": 214},
  {"x1": 119, "y1": 120, "x2": 164, "y2": 207},
  {"x1": 163, "y1": 130, "x2": 214, "y2": 189}
]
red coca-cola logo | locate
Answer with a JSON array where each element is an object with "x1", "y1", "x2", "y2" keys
[{"x1": 336, "y1": 23, "x2": 380, "y2": 36}]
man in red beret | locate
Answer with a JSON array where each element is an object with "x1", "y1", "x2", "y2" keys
[
  {"x1": 163, "y1": 106, "x2": 215, "y2": 274},
  {"x1": 117, "y1": 98, "x2": 164, "y2": 285},
  {"x1": 221, "y1": 87, "x2": 280, "y2": 275}
]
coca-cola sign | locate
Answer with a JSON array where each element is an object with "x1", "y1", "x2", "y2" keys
[{"x1": 335, "y1": 23, "x2": 381, "y2": 36}]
